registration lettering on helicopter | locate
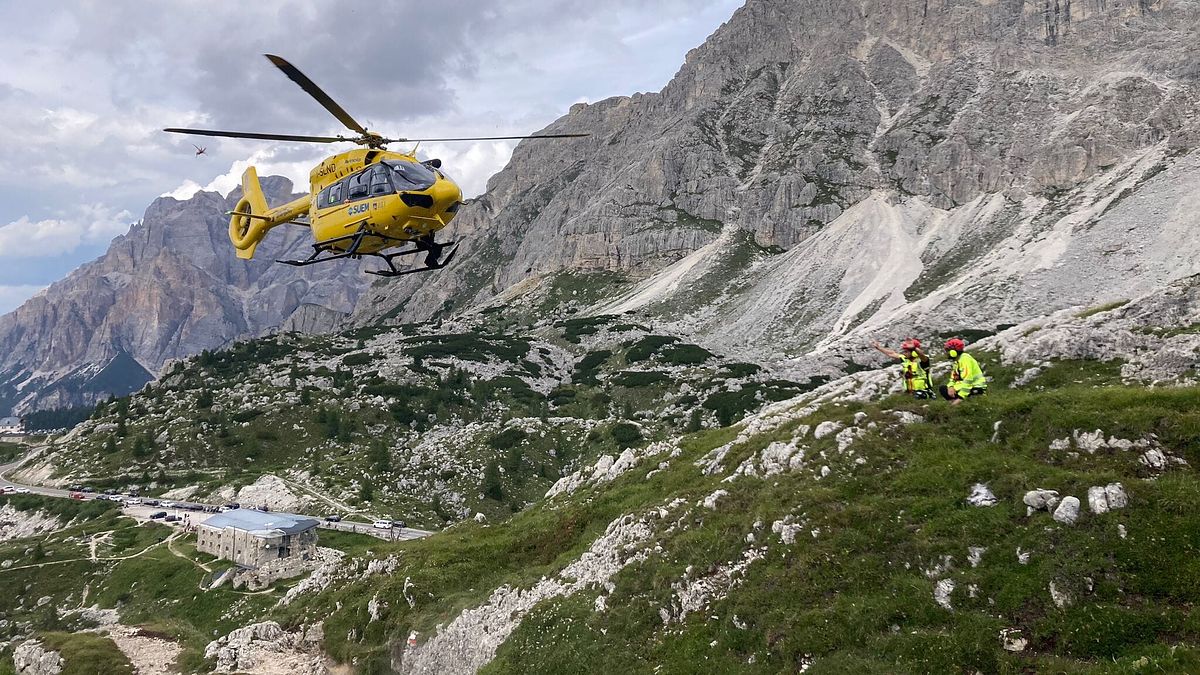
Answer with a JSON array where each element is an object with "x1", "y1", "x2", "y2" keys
[{"x1": 347, "y1": 203, "x2": 370, "y2": 216}]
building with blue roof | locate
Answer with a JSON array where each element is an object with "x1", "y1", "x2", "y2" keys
[{"x1": 196, "y1": 508, "x2": 320, "y2": 568}]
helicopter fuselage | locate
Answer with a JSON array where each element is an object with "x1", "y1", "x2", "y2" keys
[{"x1": 306, "y1": 149, "x2": 463, "y2": 254}]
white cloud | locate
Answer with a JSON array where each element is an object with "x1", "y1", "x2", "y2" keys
[
  {"x1": 162, "y1": 147, "x2": 321, "y2": 200},
  {"x1": 0, "y1": 284, "x2": 48, "y2": 315},
  {"x1": 162, "y1": 142, "x2": 514, "y2": 200},
  {"x1": 0, "y1": 204, "x2": 134, "y2": 258},
  {"x1": 420, "y1": 141, "x2": 518, "y2": 197},
  {"x1": 0, "y1": 1, "x2": 741, "y2": 285}
]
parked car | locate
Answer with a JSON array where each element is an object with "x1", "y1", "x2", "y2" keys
[
  {"x1": 164, "y1": 515, "x2": 182, "y2": 522},
  {"x1": 81, "y1": 486, "x2": 95, "y2": 493},
  {"x1": 372, "y1": 520, "x2": 393, "y2": 530},
  {"x1": 0, "y1": 486, "x2": 14, "y2": 495},
  {"x1": 14, "y1": 487, "x2": 30, "y2": 494},
  {"x1": 224, "y1": 503, "x2": 240, "y2": 510},
  {"x1": 160, "y1": 501, "x2": 177, "y2": 508},
  {"x1": 103, "y1": 489, "x2": 116, "y2": 495},
  {"x1": 149, "y1": 511, "x2": 168, "y2": 519},
  {"x1": 94, "y1": 494, "x2": 109, "y2": 501},
  {"x1": 68, "y1": 484, "x2": 82, "y2": 491},
  {"x1": 143, "y1": 499, "x2": 159, "y2": 506},
  {"x1": 69, "y1": 492, "x2": 85, "y2": 500},
  {"x1": 126, "y1": 498, "x2": 142, "y2": 506},
  {"x1": 324, "y1": 515, "x2": 342, "y2": 522}
]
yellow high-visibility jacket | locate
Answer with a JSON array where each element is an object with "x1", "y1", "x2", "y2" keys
[
  {"x1": 950, "y1": 352, "x2": 987, "y2": 396},
  {"x1": 901, "y1": 354, "x2": 932, "y2": 392}
]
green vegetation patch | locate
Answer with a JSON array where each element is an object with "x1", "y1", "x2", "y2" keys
[
  {"x1": 38, "y1": 632, "x2": 133, "y2": 675},
  {"x1": 610, "y1": 371, "x2": 671, "y2": 388},
  {"x1": 402, "y1": 334, "x2": 531, "y2": 363},
  {"x1": 625, "y1": 335, "x2": 680, "y2": 363},
  {"x1": 1076, "y1": 300, "x2": 1130, "y2": 319},
  {"x1": 558, "y1": 315, "x2": 617, "y2": 342}
]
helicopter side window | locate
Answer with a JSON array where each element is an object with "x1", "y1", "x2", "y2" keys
[
  {"x1": 347, "y1": 172, "x2": 371, "y2": 200},
  {"x1": 369, "y1": 166, "x2": 393, "y2": 196},
  {"x1": 318, "y1": 182, "x2": 344, "y2": 209},
  {"x1": 387, "y1": 161, "x2": 437, "y2": 191}
]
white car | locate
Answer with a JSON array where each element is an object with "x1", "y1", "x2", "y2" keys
[
  {"x1": 372, "y1": 520, "x2": 393, "y2": 530},
  {"x1": 14, "y1": 487, "x2": 30, "y2": 494},
  {"x1": 160, "y1": 501, "x2": 177, "y2": 508},
  {"x1": 126, "y1": 498, "x2": 143, "y2": 506}
]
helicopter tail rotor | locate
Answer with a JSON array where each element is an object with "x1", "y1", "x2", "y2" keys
[
  {"x1": 229, "y1": 167, "x2": 271, "y2": 259},
  {"x1": 227, "y1": 167, "x2": 310, "y2": 259}
]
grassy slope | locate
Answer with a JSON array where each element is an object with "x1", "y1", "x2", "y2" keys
[
  {"x1": 37, "y1": 632, "x2": 134, "y2": 675},
  {"x1": 277, "y1": 358, "x2": 1200, "y2": 674},
  {"x1": 0, "y1": 495, "x2": 282, "y2": 671},
  {"x1": 50, "y1": 320, "x2": 793, "y2": 526}
]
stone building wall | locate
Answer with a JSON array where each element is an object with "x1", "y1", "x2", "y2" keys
[{"x1": 196, "y1": 524, "x2": 319, "y2": 568}]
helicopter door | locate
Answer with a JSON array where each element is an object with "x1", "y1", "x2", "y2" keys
[
  {"x1": 347, "y1": 172, "x2": 370, "y2": 200},
  {"x1": 369, "y1": 165, "x2": 393, "y2": 196}
]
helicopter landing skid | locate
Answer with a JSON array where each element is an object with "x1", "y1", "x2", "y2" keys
[
  {"x1": 276, "y1": 230, "x2": 459, "y2": 278},
  {"x1": 365, "y1": 241, "x2": 459, "y2": 278}
]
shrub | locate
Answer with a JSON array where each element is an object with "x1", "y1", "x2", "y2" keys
[
  {"x1": 342, "y1": 352, "x2": 374, "y2": 367},
  {"x1": 488, "y1": 428, "x2": 528, "y2": 450},
  {"x1": 482, "y1": 460, "x2": 503, "y2": 501},
  {"x1": 572, "y1": 350, "x2": 612, "y2": 385},
  {"x1": 625, "y1": 335, "x2": 678, "y2": 363},
  {"x1": 611, "y1": 371, "x2": 670, "y2": 388},
  {"x1": 659, "y1": 343, "x2": 715, "y2": 365},
  {"x1": 610, "y1": 422, "x2": 642, "y2": 448}
]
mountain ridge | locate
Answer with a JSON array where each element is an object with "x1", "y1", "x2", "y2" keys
[{"x1": 0, "y1": 177, "x2": 374, "y2": 415}]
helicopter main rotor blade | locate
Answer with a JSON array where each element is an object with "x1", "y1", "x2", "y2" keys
[
  {"x1": 164, "y1": 128, "x2": 346, "y2": 143},
  {"x1": 386, "y1": 133, "x2": 592, "y2": 143},
  {"x1": 264, "y1": 54, "x2": 369, "y2": 136}
]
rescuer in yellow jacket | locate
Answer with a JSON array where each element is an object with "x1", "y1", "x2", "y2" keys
[
  {"x1": 871, "y1": 338, "x2": 934, "y2": 399},
  {"x1": 940, "y1": 338, "x2": 987, "y2": 405}
]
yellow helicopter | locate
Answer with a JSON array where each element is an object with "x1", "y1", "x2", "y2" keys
[{"x1": 165, "y1": 55, "x2": 586, "y2": 277}]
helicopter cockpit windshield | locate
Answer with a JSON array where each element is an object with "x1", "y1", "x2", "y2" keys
[{"x1": 385, "y1": 160, "x2": 437, "y2": 191}]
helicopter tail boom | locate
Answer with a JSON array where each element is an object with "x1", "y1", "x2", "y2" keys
[{"x1": 228, "y1": 167, "x2": 307, "y2": 259}]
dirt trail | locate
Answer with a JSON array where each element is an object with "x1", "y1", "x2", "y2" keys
[
  {"x1": 89, "y1": 530, "x2": 114, "y2": 562},
  {"x1": 167, "y1": 535, "x2": 211, "y2": 572},
  {"x1": 0, "y1": 531, "x2": 180, "y2": 573}
]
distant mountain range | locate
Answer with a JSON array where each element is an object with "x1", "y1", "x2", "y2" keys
[
  {"x1": 0, "y1": 177, "x2": 373, "y2": 415},
  {"x1": 4, "y1": 0, "x2": 1198, "y2": 414}
]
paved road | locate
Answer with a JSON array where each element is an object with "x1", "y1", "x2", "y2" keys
[{"x1": 0, "y1": 451, "x2": 433, "y2": 542}]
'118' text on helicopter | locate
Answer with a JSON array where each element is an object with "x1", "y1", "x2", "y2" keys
[{"x1": 165, "y1": 54, "x2": 587, "y2": 277}]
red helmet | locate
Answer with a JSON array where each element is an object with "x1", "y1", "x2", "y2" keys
[
  {"x1": 944, "y1": 338, "x2": 965, "y2": 352},
  {"x1": 901, "y1": 338, "x2": 921, "y2": 351}
]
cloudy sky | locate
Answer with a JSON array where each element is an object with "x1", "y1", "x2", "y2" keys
[{"x1": 0, "y1": 0, "x2": 742, "y2": 314}]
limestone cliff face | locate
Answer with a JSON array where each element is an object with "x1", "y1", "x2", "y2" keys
[
  {"x1": 0, "y1": 177, "x2": 371, "y2": 414},
  {"x1": 350, "y1": 0, "x2": 1200, "y2": 362}
]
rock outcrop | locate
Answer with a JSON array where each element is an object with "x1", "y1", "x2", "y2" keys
[
  {"x1": 12, "y1": 641, "x2": 63, "y2": 675},
  {"x1": 0, "y1": 504, "x2": 64, "y2": 542},
  {"x1": 345, "y1": 0, "x2": 1199, "y2": 368},
  {"x1": 203, "y1": 621, "x2": 326, "y2": 675},
  {"x1": 0, "y1": 177, "x2": 372, "y2": 415}
]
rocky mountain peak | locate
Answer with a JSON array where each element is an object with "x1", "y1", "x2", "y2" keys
[
  {"x1": 0, "y1": 177, "x2": 372, "y2": 415},
  {"x1": 350, "y1": 0, "x2": 1199, "y2": 370}
]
